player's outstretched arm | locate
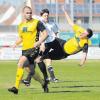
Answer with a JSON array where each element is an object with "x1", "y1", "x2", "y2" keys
[
  {"x1": 79, "y1": 52, "x2": 87, "y2": 66},
  {"x1": 62, "y1": 6, "x2": 74, "y2": 27}
]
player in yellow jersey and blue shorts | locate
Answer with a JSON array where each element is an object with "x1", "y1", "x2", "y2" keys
[{"x1": 8, "y1": 6, "x2": 48, "y2": 94}]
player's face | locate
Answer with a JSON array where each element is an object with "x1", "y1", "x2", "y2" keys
[
  {"x1": 23, "y1": 8, "x2": 32, "y2": 21},
  {"x1": 41, "y1": 13, "x2": 49, "y2": 22}
]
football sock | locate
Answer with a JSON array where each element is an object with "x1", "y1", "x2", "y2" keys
[
  {"x1": 15, "y1": 67, "x2": 24, "y2": 89},
  {"x1": 38, "y1": 61, "x2": 48, "y2": 80},
  {"x1": 48, "y1": 65, "x2": 55, "y2": 79}
]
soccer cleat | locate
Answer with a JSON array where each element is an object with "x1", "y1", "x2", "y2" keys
[
  {"x1": 8, "y1": 87, "x2": 18, "y2": 94},
  {"x1": 21, "y1": 79, "x2": 30, "y2": 86},
  {"x1": 42, "y1": 81, "x2": 49, "y2": 93},
  {"x1": 50, "y1": 78, "x2": 59, "y2": 83}
]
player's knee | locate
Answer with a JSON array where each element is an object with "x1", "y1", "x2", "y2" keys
[
  {"x1": 35, "y1": 57, "x2": 41, "y2": 63},
  {"x1": 17, "y1": 63, "x2": 23, "y2": 67},
  {"x1": 45, "y1": 60, "x2": 52, "y2": 66},
  {"x1": 23, "y1": 60, "x2": 29, "y2": 67},
  {"x1": 29, "y1": 70, "x2": 35, "y2": 76}
]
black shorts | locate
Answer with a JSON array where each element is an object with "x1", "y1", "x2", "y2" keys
[
  {"x1": 22, "y1": 48, "x2": 39, "y2": 64},
  {"x1": 23, "y1": 59, "x2": 36, "y2": 68},
  {"x1": 44, "y1": 38, "x2": 65, "y2": 54},
  {"x1": 42, "y1": 38, "x2": 69, "y2": 60}
]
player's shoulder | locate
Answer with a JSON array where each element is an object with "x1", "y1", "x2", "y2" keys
[
  {"x1": 18, "y1": 22, "x2": 23, "y2": 28},
  {"x1": 73, "y1": 24, "x2": 80, "y2": 28},
  {"x1": 32, "y1": 18, "x2": 39, "y2": 23}
]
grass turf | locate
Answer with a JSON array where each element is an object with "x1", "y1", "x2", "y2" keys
[{"x1": 0, "y1": 60, "x2": 100, "y2": 100}]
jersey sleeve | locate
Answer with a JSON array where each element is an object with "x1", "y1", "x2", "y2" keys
[
  {"x1": 37, "y1": 21, "x2": 46, "y2": 32},
  {"x1": 82, "y1": 43, "x2": 88, "y2": 53}
]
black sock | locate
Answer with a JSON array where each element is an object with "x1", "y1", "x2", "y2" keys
[
  {"x1": 48, "y1": 65, "x2": 55, "y2": 79},
  {"x1": 26, "y1": 64, "x2": 35, "y2": 82},
  {"x1": 38, "y1": 61, "x2": 48, "y2": 81}
]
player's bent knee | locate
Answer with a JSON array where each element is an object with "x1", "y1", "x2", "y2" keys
[
  {"x1": 35, "y1": 57, "x2": 41, "y2": 63},
  {"x1": 23, "y1": 60, "x2": 30, "y2": 67},
  {"x1": 17, "y1": 63, "x2": 23, "y2": 67},
  {"x1": 29, "y1": 70, "x2": 35, "y2": 76}
]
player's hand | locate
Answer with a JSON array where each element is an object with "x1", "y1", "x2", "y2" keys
[
  {"x1": 34, "y1": 42, "x2": 41, "y2": 48},
  {"x1": 40, "y1": 43, "x2": 45, "y2": 52},
  {"x1": 35, "y1": 56, "x2": 42, "y2": 63}
]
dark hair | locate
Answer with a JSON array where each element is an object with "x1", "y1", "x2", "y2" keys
[
  {"x1": 86, "y1": 28, "x2": 93, "y2": 38},
  {"x1": 23, "y1": 6, "x2": 32, "y2": 12},
  {"x1": 40, "y1": 9, "x2": 49, "y2": 16}
]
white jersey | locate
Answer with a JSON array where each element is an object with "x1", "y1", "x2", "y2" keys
[
  {"x1": 44, "y1": 22, "x2": 59, "y2": 43},
  {"x1": 33, "y1": 15, "x2": 59, "y2": 43}
]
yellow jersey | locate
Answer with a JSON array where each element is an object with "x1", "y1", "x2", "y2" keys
[
  {"x1": 73, "y1": 24, "x2": 86, "y2": 37},
  {"x1": 18, "y1": 19, "x2": 39, "y2": 50},
  {"x1": 64, "y1": 24, "x2": 91, "y2": 54}
]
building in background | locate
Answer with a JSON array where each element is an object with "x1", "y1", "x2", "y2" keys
[
  {"x1": 0, "y1": 0, "x2": 100, "y2": 31},
  {"x1": 0, "y1": 0, "x2": 100, "y2": 60}
]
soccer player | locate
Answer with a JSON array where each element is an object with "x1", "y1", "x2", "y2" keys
[
  {"x1": 36, "y1": 9, "x2": 59, "y2": 82},
  {"x1": 23, "y1": 9, "x2": 59, "y2": 82},
  {"x1": 8, "y1": 6, "x2": 48, "y2": 94}
]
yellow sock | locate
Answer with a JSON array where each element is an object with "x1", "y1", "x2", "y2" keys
[{"x1": 15, "y1": 67, "x2": 24, "y2": 89}]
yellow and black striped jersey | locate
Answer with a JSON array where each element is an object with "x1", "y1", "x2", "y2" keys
[
  {"x1": 64, "y1": 24, "x2": 91, "y2": 54},
  {"x1": 18, "y1": 19, "x2": 46, "y2": 50}
]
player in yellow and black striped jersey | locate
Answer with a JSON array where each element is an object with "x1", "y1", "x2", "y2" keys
[
  {"x1": 42, "y1": 30, "x2": 93, "y2": 63},
  {"x1": 62, "y1": 6, "x2": 93, "y2": 65},
  {"x1": 8, "y1": 6, "x2": 49, "y2": 94}
]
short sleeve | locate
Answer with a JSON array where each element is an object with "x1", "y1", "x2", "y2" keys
[
  {"x1": 37, "y1": 21, "x2": 46, "y2": 32},
  {"x1": 82, "y1": 43, "x2": 88, "y2": 53}
]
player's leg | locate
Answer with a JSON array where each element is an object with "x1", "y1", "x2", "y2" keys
[
  {"x1": 39, "y1": 42, "x2": 58, "y2": 82},
  {"x1": 45, "y1": 59, "x2": 58, "y2": 82},
  {"x1": 37, "y1": 61, "x2": 49, "y2": 82},
  {"x1": 23, "y1": 63, "x2": 35, "y2": 85},
  {"x1": 8, "y1": 56, "x2": 27, "y2": 94},
  {"x1": 22, "y1": 59, "x2": 49, "y2": 92}
]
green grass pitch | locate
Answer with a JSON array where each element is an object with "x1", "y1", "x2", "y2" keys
[{"x1": 0, "y1": 60, "x2": 100, "y2": 100}]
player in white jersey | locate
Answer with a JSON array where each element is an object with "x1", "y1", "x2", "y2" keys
[
  {"x1": 34, "y1": 9, "x2": 60, "y2": 82},
  {"x1": 22, "y1": 9, "x2": 58, "y2": 82}
]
